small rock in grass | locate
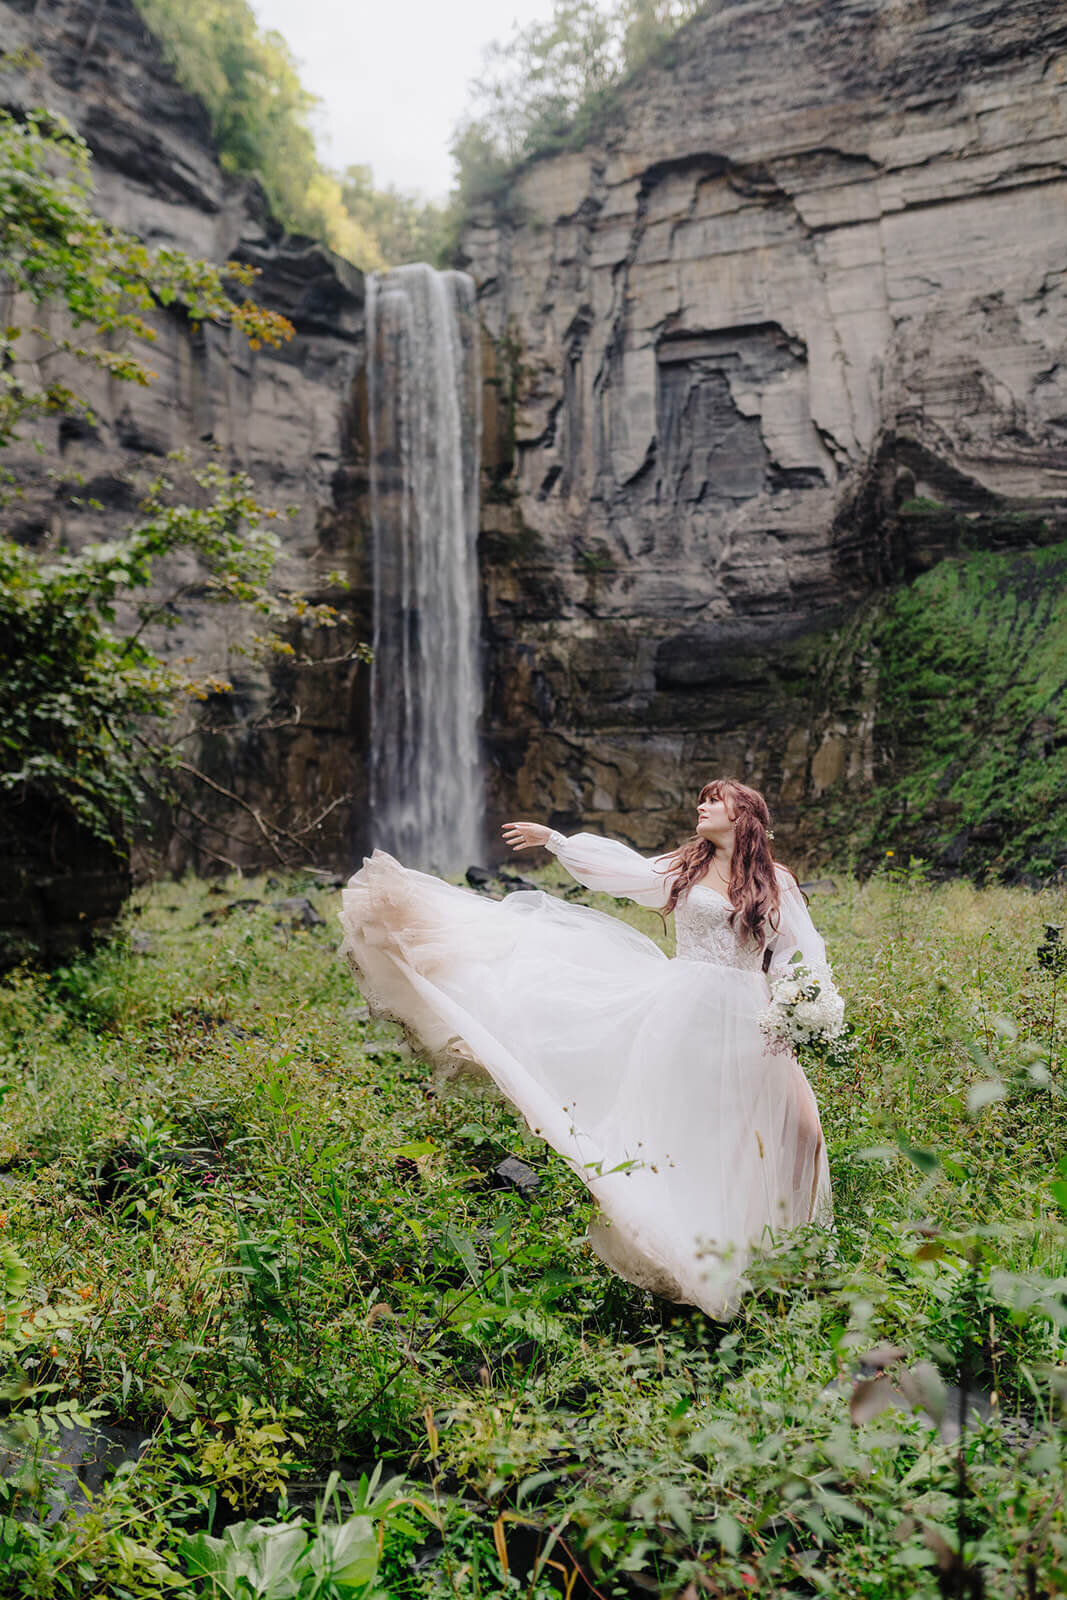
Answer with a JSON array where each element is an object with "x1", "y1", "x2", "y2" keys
[
  {"x1": 465, "y1": 866, "x2": 493, "y2": 889},
  {"x1": 493, "y1": 1155, "x2": 541, "y2": 1197},
  {"x1": 497, "y1": 869, "x2": 540, "y2": 892},
  {"x1": 311, "y1": 871, "x2": 347, "y2": 890},
  {"x1": 221, "y1": 1020, "x2": 262, "y2": 1040},
  {"x1": 273, "y1": 896, "x2": 325, "y2": 927},
  {"x1": 129, "y1": 930, "x2": 153, "y2": 954}
]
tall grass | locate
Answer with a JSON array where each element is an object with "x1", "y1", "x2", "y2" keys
[{"x1": 0, "y1": 864, "x2": 1063, "y2": 1596}]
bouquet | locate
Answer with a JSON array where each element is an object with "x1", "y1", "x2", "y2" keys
[{"x1": 760, "y1": 953, "x2": 850, "y2": 1063}]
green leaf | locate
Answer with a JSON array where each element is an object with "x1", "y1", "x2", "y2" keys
[
  {"x1": 711, "y1": 1511, "x2": 743, "y2": 1555},
  {"x1": 313, "y1": 1514, "x2": 379, "y2": 1589},
  {"x1": 446, "y1": 1227, "x2": 481, "y2": 1280},
  {"x1": 516, "y1": 1469, "x2": 559, "y2": 1505},
  {"x1": 896, "y1": 1136, "x2": 940, "y2": 1174}
]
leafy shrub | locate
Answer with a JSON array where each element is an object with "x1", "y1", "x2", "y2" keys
[{"x1": 0, "y1": 103, "x2": 360, "y2": 923}]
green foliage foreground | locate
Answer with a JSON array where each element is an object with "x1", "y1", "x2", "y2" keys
[{"x1": 0, "y1": 869, "x2": 1064, "y2": 1596}]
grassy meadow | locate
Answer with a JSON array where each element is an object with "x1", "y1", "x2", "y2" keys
[{"x1": 0, "y1": 864, "x2": 1064, "y2": 1597}]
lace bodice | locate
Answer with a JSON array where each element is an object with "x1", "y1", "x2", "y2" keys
[{"x1": 674, "y1": 885, "x2": 764, "y2": 972}]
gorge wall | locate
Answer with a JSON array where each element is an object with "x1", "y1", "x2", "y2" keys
[
  {"x1": 465, "y1": 0, "x2": 1067, "y2": 872},
  {"x1": 3, "y1": 0, "x2": 1065, "y2": 901},
  {"x1": 0, "y1": 0, "x2": 372, "y2": 894}
]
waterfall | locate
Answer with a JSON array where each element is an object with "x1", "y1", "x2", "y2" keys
[{"x1": 365, "y1": 264, "x2": 484, "y2": 873}]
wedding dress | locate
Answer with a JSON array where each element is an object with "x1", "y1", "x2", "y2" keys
[{"x1": 338, "y1": 831, "x2": 834, "y2": 1318}]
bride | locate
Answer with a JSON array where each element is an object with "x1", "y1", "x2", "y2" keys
[{"x1": 339, "y1": 778, "x2": 836, "y2": 1318}]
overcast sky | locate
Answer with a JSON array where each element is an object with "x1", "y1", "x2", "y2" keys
[{"x1": 249, "y1": 0, "x2": 558, "y2": 201}]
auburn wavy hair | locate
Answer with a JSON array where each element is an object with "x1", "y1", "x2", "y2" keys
[{"x1": 659, "y1": 779, "x2": 790, "y2": 950}]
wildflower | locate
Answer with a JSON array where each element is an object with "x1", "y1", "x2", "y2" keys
[{"x1": 886, "y1": 850, "x2": 895, "y2": 857}]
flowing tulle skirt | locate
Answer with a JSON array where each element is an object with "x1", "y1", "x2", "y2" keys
[{"x1": 339, "y1": 851, "x2": 831, "y2": 1318}]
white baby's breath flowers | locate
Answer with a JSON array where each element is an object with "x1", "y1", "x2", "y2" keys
[{"x1": 760, "y1": 956, "x2": 848, "y2": 1059}]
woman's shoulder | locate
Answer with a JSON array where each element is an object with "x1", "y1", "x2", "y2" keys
[{"x1": 773, "y1": 862, "x2": 800, "y2": 888}]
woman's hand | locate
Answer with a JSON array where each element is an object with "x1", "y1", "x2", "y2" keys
[{"x1": 501, "y1": 820, "x2": 551, "y2": 852}]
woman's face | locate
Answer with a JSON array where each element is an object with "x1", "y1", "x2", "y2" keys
[{"x1": 696, "y1": 790, "x2": 733, "y2": 840}]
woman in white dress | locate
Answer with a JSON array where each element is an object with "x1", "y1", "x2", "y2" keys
[{"x1": 339, "y1": 779, "x2": 835, "y2": 1318}]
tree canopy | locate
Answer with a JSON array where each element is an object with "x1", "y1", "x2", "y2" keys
[
  {"x1": 132, "y1": 0, "x2": 702, "y2": 265},
  {"x1": 452, "y1": 0, "x2": 704, "y2": 204},
  {"x1": 133, "y1": 0, "x2": 444, "y2": 270}
]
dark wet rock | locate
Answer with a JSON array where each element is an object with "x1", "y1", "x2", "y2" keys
[
  {"x1": 938, "y1": 830, "x2": 973, "y2": 869},
  {"x1": 493, "y1": 1155, "x2": 541, "y2": 1198},
  {"x1": 92, "y1": 1141, "x2": 225, "y2": 1206},
  {"x1": 466, "y1": 866, "x2": 493, "y2": 889},
  {"x1": 221, "y1": 1020, "x2": 262, "y2": 1041},
  {"x1": 410, "y1": 1537, "x2": 446, "y2": 1574},
  {"x1": 273, "y1": 896, "x2": 325, "y2": 927},
  {"x1": 3, "y1": 0, "x2": 1063, "y2": 888},
  {"x1": 453, "y1": 1338, "x2": 541, "y2": 1389},
  {"x1": 0, "y1": 1422, "x2": 153, "y2": 1525},
  {"x1": 179, "y1": 1006, "x2": 263, "y2": 1040},
  {"x1": 497, "y1": 870, "x2": 540, "y2": 893},
  {"x1": 0, "y1": 799, "x2": 131, "y2": 971}
]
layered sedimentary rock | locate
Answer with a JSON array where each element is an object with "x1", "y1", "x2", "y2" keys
[
  {"x1": 0, "y1": 0, "x2": 371, "y2": 898},
  {"x1": 3, "y1": 0, "x2": 1065, "y2": 899},
  {"x1": 464, "y1": 0, "x2": 1067, "y2": 863}
]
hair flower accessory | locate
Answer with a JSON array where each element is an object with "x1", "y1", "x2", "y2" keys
[{"x1": 766, "y1": 829, "x2": 775, "y2": 840}]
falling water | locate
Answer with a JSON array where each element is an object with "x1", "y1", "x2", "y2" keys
[{"x1": 365, "y1": 264, "x2": 484, "y2": 872}]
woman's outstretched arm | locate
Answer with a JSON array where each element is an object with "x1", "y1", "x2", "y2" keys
[{"x1": 502, "y1": 821, "x2": 674, "y2": 910}]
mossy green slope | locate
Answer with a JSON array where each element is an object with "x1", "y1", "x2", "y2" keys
[{"x1": 830, "y1": 543, "x2": 1066, "y2": 880}]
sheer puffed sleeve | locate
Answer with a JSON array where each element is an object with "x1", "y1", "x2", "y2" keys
[
  {"x1": 767, "y1": 867, "x2": 830, "y2": 977},
  {"x1": 545, "y1": 831, "x2": 675, "y2": 910}
]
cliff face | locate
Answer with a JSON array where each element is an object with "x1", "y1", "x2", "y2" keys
[
  {"x1": 3, "y1": 0, "x2": 1065, "y2": 896},
  {"x1": 465, "y1": 0, "x2": 1067, "y2": 864},
  {"x1": 0, "y1": 0, "x2": 372, "y2": 885}
]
